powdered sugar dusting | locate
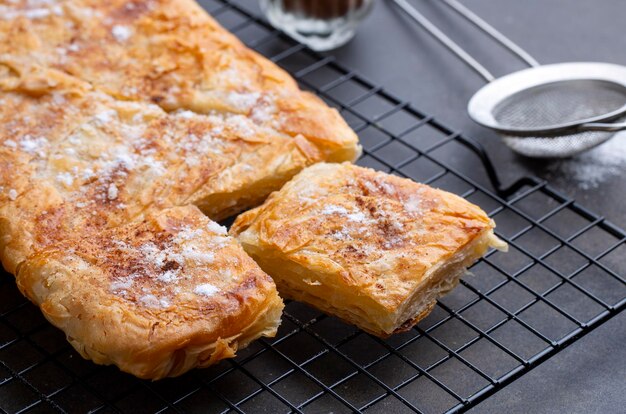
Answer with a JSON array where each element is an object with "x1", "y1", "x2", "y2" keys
[
  {"x1": 224, "y1": 114, "x2": 256, "y2": 138},
  {"x1": 547, "y1": 135, "x2": 626, "y2": 190},
  {"x1": 175, "y1": 110, "x2": 196, "y2": 119},
  {"x1": 93, "y1": 109, "x2": 117, "y2": 125},
  {"x1": 107, "y1": 183, "x2": 119, "y2": 200},
  {"x1": 378, "y1": 179, "x2": 396, "y2": 195},
  {"x1": 194, "y1": 283, "x2": 219, "y2": 297},
  {"x1": 157, "y1": 270, "x2": 179, "y2": 283},
  {"x1": 22, "y1": 8, "x2": 51, "y2": 18},
  {"x1": 321, "y1": 204, "x2": 370, "y2": 223},
  {"x1": 110, "y1": 273, "x2": 139, "y2": 294},
  {"x1": 139, "y1": 294, "x2": 170, "y2": 308},
  {"x1": 139, "y1": 242, "x2": 183, "y2": 275},
  {"x1": 346, "y1": 211, "x2": 367, "y2": 222},
  {"x1": 56, "y1": 172, "x2": 74, "y2": 187},
  {"x1": 206, "y1": 221, "x2": 227, "y2": 235},
  {"x1": 111, "y1": 25, "x2": 132, "y2": 42},
  {"x1": 321, "y1": 205, "x2": 349, "y2": 215},
  {"x1": 173, "y1": 227, "x2": 204, "y2": 243},
  {"x1": 404, "y1": 193, "x2": 422, "y2": 214},
  {"x1": 17, "y1": 135, "x2": 49, "y2": 158},
  {"x1": 227, "y1": 91, "x2": 260, "y2": 112},
  {"x1": 109, "y1": 219, "x2": 235, "y2": 307},
  {"x1": 182, "y1": 245, "x2": 214, "y2": 264},
  {"x1": 12, "y1": 94, "x2": 256, "y2": 208},
  {"x1": 251, "y1": 95, "x2": 277, "y2": 124},
  {"x1": 330, "y1": 229, "x2": 352, "y2": 241},
  {"x1": 0, "y1": 6, "x2": 61, "y2": 20},
  {"x1": 176, "y1": 132, "x2": 226, "y2": 167},
  {"x1": 362, "y1": 180, "x2": 378, "y2": 195}
]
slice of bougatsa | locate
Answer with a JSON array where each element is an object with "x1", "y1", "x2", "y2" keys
[{"x1": 231, "y1": 163, "x2": 507, "y2": 337}]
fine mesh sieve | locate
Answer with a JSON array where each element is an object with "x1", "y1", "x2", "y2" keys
[
  {"x1": 501, "y1": 128, "x2": 623, "y2": 158},
  {"x1": 391, "y1": 0, "x2": 626, "y2": 158},
  {"x1": 492, "y1": 80, "x2": 626, "y2": 130},
  {"x1": 496, "y1": 80, "x2": 626, "y2": 157}
]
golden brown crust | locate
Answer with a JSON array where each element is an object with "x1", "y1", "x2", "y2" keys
[
  {"x1": 17, "y1": 205, "x2": 284, "y2": 379},
  {"x1": 0, "y1": 0, "x2": 360, "y2": 162},
  {"x1": 0, "y1": 68, "x2": 348, "y2": 273},
  {"x1": 0, "y1": 72, "x2": 294, "y2": 378},
  {"x1": 0, "y1": 0, "x2": 362, "y2": 379},
  {"x1": 231, "y1": 163, "x2": 507, "y2": 336}
]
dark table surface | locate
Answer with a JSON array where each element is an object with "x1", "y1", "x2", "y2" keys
[{"x1": 244, "y1": 0, "x2": 626, "y2": 412}]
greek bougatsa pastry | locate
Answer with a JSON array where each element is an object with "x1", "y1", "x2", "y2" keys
[
  {"x1": 0, "y1": 0, "x2": 360, "y2": 164},
  {"x1": 0, "y1": 78, "x2": 286, "y2": 378},
  {"x1": 231, "y1": 163, "x2": 507, "y2": 337},
  {"x1": 18, "y1": 205, "x2": 283, "y2": 379},
  {"x1": 0, "y1": 72, "x2": 347, "y2": 273},
  {"x1": 0, "y1": 0, "x2": 361, "y2": 379}
]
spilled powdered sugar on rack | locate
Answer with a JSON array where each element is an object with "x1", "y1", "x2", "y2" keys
[{"x1": 547, "y1": 134, "x2": 626, "y2": 190}]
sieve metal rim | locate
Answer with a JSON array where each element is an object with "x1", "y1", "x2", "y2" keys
[{"x1": 468, "y1": 62, "x2": 626, "y2": 135}]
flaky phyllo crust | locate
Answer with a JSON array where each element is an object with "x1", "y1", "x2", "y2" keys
[
  {"x1": 231, "y1": 164, "x2": 507, "y2": 337},
  {"x1": 0, "y1": 0, "x2": 360, "y2": 379},
  {"x1": 18, "y1": 206, "x2": 283, "y2": 379},
  {"x1": 0, "y1": 0, "x2": 360, "y2": 160}
]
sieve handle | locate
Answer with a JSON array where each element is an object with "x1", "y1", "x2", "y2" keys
[
  {"x1": 441, "y1": 0, "x2": 540, "y2": 68},
  {"x1": 580, "y1": 121, "x2": 626, "y2": 132},
  {"x1": 391, "y1": 0, "x2": 496, "y2": 82},
  {"x1": 390, "y1": 0, "x2": 541, "y2": 82}
]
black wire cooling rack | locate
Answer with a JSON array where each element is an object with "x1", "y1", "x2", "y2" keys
[{"x1": 1, "y1": 1, "x2": 625, "y2": 413}]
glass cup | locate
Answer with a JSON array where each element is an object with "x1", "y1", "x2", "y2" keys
[{"x1": 260, "y1": 0, "x2": 374, "y2": 51}]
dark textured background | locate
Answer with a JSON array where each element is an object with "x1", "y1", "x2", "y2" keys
[{"x1": 242, "y1": 0, "x2": 626, "y2": 412}]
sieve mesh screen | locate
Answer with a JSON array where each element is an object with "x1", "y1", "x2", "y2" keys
[
  {"x1": 493, "y1": 80, "x2": 626, "y2": 129},
  {"x1": 491, "y1": 80, "x2": 626, "y2": 157},
  {"x1": 501, "y1": 129, "x2": 621, "y2": 158}
]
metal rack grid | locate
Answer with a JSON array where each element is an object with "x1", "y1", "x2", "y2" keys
[{"x1": 1, "y1": 0, "x2": 625, "y2": 413}]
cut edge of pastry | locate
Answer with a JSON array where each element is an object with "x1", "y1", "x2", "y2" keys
[
  {"x1": 239, "y1": 227, "x2": 506, "y2": 338},
  {"x1": 388, "y1": 227, "x2": 507, "y2": 336}
]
